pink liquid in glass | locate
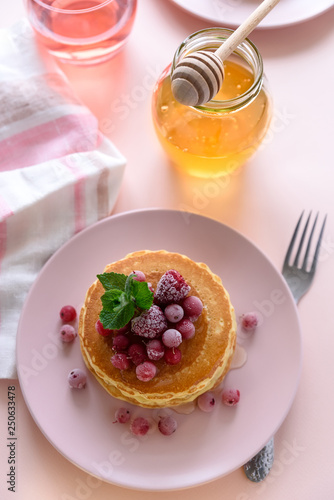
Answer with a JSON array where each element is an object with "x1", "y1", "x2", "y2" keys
[{"x1": 26, "y1": 0, "x2": 137, "y2": 64}]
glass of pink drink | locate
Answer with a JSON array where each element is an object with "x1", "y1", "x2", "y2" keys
[{"x1": 25, "y1": 0, "x2": 137, "y2": 65}]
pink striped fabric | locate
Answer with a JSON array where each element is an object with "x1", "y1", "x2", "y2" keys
[
  {"x1": 0, "y1": 20, "x2": 126, "y2": 379},
  {"x1": 0, "y1": 113, "x2": 100, "y2": 171}
]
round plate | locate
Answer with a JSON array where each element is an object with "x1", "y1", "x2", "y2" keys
[
  {"x1": 17, "y1": 209, "x2": 302, "y2": 490},
  {"x1": 169, "y1": 0, "x2": 334, "y2": 29}
]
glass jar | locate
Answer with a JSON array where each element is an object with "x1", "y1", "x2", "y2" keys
[
  {"x1": 152, "y1": 28, "x2": 272, "y2": 178},
  {"x1": 25, "y1": 0, "x2": 137, "y2": 65}
]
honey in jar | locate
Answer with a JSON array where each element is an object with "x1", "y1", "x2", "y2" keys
[{"x1": 152, "y1": 28, "x2": 272, "y2": 178}]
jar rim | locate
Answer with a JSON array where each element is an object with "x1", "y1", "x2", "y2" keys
[{"x1": 171, "y1": 27, "x2": 264, "y2": 111}]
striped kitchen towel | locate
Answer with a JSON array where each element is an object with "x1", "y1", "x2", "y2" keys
[{"x1": 0, "y1": 20, "x2": 126, "y2": 379}]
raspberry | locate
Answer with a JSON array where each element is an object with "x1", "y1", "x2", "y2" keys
[
  {"x1": 154, "y1": 270, "x2": 190, "y2": 304},
  {"x1": 131, "y1": 305, "x2": 167, "y2": 338}
]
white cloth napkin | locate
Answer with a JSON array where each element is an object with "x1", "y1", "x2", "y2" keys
[{"x1": 0, "y1": 20, "x2": 126, "y2": 379}]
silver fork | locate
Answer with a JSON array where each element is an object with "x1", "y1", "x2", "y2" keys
[{"x1": 243, "y1": 211, "x2": 327, "y2": 482}]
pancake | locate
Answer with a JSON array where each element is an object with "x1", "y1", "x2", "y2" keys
[{"x1": 79, "y1": 250, "x2": 236, "y2": 408}]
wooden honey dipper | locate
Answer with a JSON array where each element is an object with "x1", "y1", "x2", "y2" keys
[{"x1": 171, "y1": 0, "x2": 280, "y2": 106}]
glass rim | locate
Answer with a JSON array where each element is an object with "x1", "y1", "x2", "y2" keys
[
  {"x1": 171, "y1": 27, "x2": 264, "y2": 111},
  {"x1": 29, "y1": 0, "x2": 114, "y2": 14}
]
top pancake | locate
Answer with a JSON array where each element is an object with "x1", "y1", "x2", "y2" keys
[{"x1": 79, "y1": 250, "x2": 236, "y2": 408}]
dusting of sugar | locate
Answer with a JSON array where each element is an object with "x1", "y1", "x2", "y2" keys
[
  {"x1": 131, "y1": 305, "x2": 167, "y2": 338},
  {"x1": 155, "y1": 269, "x2": 190, "y2": 304}
]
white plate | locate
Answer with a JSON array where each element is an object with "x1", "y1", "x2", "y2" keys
[
  {"x1": 169, "y1": 0, "x2": 334, "y2": 29},
  {"x1": 17, "y1": 209, "x2": 302, "y2": 490}
]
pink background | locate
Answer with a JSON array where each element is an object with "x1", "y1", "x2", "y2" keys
[{"x1": 1, "y1": 0, "x2": 334, "y2": 499}]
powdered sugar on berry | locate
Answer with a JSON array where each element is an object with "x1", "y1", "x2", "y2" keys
[
  {"x1": 131, "y1": 305, "x2": 167, "y2": 338},
  {"x1": 154, "y1": 270, "x2": 190, "y2": 304}
]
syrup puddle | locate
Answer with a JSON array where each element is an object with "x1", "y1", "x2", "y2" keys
[
  {"x1": 172, "y1": 345, "x2": 247, "y2": 415},
  {"x1": 230, "y1": 343, "x2": 247, "y2": 369},
  {"x1": 173, "y1": 401, "x2": 196, "y2": 415}
]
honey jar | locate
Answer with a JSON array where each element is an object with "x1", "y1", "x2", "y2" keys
[{"x1": 152, "y1": 28, "x2": 272, "y2": 178}]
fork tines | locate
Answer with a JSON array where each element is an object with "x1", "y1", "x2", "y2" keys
[{"x1": 284, "y1": 211, "x2": 327, "y2": 272}]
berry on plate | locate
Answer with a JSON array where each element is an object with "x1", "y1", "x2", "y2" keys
[
  {"x1": 222, "y1": 388, "x2": 240, "y2": 406},
  {"x1": 60, "y1": 305, "x2": 77, "y2": 323},
  {"x1": 68, "y1": 369, "x2": 86, "y2": 389}
]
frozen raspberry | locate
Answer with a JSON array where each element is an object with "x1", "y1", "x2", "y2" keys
[
  {"x1": 111, "y1": 353, "x2": 131, "y2": 370},
  {"x1": 95, "y1": 319, "x2": 113, "y2": 337},
  {"x1": 241, "y1": 312, "x2": 259, "y2": 332},
  {"x1": 136, "y1": 361, "x2": 157, "y2": 381},
  {"x1": 130, "y1": 417, "x2": 150, "y2": 436},
  {"x1": 60, "y1": 305, "x2": 77, "y2": 322},
  {"x1": 182, "y1": 296, "x2": 203, "y2": 322},
  {"x1": 197, "y1": 392, "x2": 216, "y2": 412},
  {"x1": 129, "y1": 270, "x2": 146, "y2": 282},
  {"x1": 158, "y1": 415, "x2": 177, "y2": 436},
  {"x1": 154, "y1": 270, "x2": 190, "y2": 304},
  {"x1": 68, "y1": 369, "x2": 86, "y2": 389},
  {"x1": 60, "y1": 324, "x2": 77, "y2": 343},
  {"x1": 164, "y1": 304, "x2": 184, "y2": 323},
  {"x1": 175, "y1": 318, "x2": 195, "y2": 339},
  {"x1": 164, "y1": 347, "x2": 182, "y2": 365},
  {"x1": 222, "y1": 388, "x2": 240, "y2": 406},
  {"x1": 113, "y1": 407, "x2": 131, "y2": 424},
  {"x1": 128, "y1": 343, "x2": 147, "y2": 365},
  {"x1": 131, "y1": 305, "x2": 167, "y2": 338},
  {"x1": 162, "y1": 329, "x2": 182, "y2": 348},
  {"x1": 146, "y1": 339, "x2": 165, "y2": 361}
]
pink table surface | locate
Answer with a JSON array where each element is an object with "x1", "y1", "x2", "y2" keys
[{"x1": 1, "y1": 1, "x2": 334, "y2": 499}]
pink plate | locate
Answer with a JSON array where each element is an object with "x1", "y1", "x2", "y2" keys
[
  {"x1": 169, "y1": 0, "x2": 334, "y2": 29},
  {"x1": 16, "y1": 209, "x2": 302, "y2": 490}
]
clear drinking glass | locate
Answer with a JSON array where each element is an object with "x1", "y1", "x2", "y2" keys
[{"x1": 25, "y1": 0, "x2": 137, "y2": 65}]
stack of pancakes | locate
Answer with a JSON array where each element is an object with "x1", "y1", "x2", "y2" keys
[{"x1": 79, "y1": 250, "x2": 236, "y2": 408}]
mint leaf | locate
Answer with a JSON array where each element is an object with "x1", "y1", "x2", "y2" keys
[
  {"x1": 100, "y1": 301, "x2": 135, "y2": 330},
  {"x1": 97, "y1": 272, "x2": 127, "y2": 291},
  {"x1": 125, "y1": 274, "x2": 135, "y2": 298},
  {"x1": 97, "y1": 271, "x2": 154, "y2": 330},
  {"x1": 101, "y1": 288, "x2": 124, "y2": 309},
  {"x1": 132, "y1": 280, "x2": 154, "y2": 310}
]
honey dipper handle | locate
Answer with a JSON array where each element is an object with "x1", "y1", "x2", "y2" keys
[{"x1": 215, "y1": 0, "x2": 281, "y2": 62}]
